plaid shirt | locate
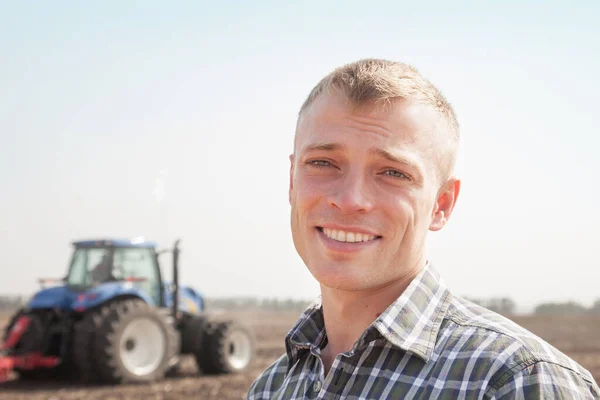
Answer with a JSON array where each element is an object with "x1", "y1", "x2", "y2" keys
[{"x1": 247, "y1": 263, "x2": 600, "y2": 399}]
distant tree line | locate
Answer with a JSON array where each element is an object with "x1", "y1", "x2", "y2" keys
[
  {"x1": 205, "y1": 296, "x2": 312, "y2": 311},
  {"x1": 534, "y1": 299, "x2": 600, "y2": 316},
  {"x1": 1, "y1": 294, "x2": 599, "y2": 315},
  {"x1": 0, "y1": 295, "x2": 27, "y2": 312},
  {"x1": 464, "y1": 297, "x2": 600, "y2": 316},
  {"x1": 0, "y1": 295, "x2": 312, "y2": 313},
  {"x1": 464, "y1": 297, "x2": 518, "y2": 316}
]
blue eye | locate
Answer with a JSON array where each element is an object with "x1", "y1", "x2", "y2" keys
[
  {"x1": 383, "y1": 170, "x2": 410, "y2": 180},
  {"x1": 308, "y1": 160, "x2": 331, "y2": 167}
]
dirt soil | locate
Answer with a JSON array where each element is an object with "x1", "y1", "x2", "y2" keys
[{"x1": 1, "y1": 311, "x2": 598, "y2": 399}]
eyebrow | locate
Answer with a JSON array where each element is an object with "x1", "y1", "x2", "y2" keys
[
  {"x1": 371, "y1": 148, "x2": 420, "y2": 170},
  {"x1": 300, "y1": 142, "x2": 340, "y2": 153}
]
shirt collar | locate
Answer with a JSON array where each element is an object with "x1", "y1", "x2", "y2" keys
[
  {"x1": 285, "y1": 262, "x2": 452, "y2": 369},
  {"x1": 370, "y1": 262, "x2": 452, "y2": 362}
]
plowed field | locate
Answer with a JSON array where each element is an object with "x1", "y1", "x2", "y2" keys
[{"x1": 1, "y1": 311, "x2": 598, "y2": 399}]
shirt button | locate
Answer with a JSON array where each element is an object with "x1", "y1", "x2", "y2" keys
[{"x1": 314, "y1": 380, "x2": 322, "y2": 392}]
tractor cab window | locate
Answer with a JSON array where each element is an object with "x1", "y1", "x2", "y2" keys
[
  {"x1": 66, "y1": 247, "x2": 161, "y2": 305},
  {"x1": 113, "y1": 248, "x2": 161, "y2": 305},
  {"x1": 67, "y1": 248, "x2": 116, "y2": 287}
]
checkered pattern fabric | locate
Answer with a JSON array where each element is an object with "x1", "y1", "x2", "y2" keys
[{"x1": 246, "y1": 264, "x2": 600, "y2": 399}]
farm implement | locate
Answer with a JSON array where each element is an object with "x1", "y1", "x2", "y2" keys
[{"x1": 0, "y1": 238, "x2": 255, "y2": 384}]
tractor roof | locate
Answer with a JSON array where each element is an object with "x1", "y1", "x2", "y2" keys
[{"x1": 72, "y1": 237, "x2": 157, "y2": 249}]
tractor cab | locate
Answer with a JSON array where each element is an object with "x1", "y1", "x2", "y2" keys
[{"x1": 65, "y1": 239, "x2": 163, "y2": 306}]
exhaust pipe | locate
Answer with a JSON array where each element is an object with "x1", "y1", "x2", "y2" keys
[{"x1": 172, "y1": 239, "x2": 181, "y2": 322}]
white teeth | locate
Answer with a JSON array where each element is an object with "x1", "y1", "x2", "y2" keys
[{"x1": 322, "y1": 228, "x2": 376, "y2": 243}]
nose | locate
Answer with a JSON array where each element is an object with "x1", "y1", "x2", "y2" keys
[{"x1": 327, "y1": 169, "x2": 374, "y2": 214}]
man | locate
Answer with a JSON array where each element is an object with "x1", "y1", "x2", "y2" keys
[
  {"x1": 91, "y1": 253, "x2": 114, "y2": 283},
  {"x1": 246, "y1": 59, "x2": 600, "y2": 399}
]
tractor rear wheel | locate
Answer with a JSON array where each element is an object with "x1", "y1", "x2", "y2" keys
[
  {"x1": 195, "y1": 320, "x2": 254, "y2": 374},
  {"x1": 92, "y1": 299, "x2": 178, "y2": 384},
  {"x1": 73, "y1": 303, "x2": 114, "y2": 382}
]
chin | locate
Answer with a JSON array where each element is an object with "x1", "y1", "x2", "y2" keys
[{"x1": 307, "y1": 261, "x2": 372, "y2": 292}]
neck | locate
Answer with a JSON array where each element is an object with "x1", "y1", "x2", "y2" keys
[{"x1": 319, "y1": 260, "x2": 426, "y2": 374}]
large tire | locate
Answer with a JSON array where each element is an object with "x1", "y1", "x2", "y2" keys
[
  {"x1": 195, "y1": 320, "x2": 255, "y2": 375},
  {"x1": 2, "y1": 310, "x2": 43, "y2": 380},
  {"x1": 92, "y1": 299, "x2": 179, "y2": 384},
  {"x1": 2, "y1": 309, "x2": 23, "y2": 342},
  {"x1": 73, "y1": 303, "x2": 114, "y2": 383},
  {"x1": 180, "y1": 316, "x2": 206, "y2": 355},
  {"x1": 3, "y1": 309, "x2": 73, "y2": 381},
  {"x1": 2, "y1": 309, "x2": 44, "y2": 354}
]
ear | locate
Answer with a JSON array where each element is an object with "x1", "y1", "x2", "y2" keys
[
  {"x1": 288, "y1": 154, "x2": 295, "y2": 205},
  {"x1": 429, "y1": 177, "x2": 461, "y2": 231}
]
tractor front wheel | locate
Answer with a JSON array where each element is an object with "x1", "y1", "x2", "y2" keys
[
  {"x1": 195, "y1": 320, "x2": 255, "y2": 375},
  {"x1": 3, "y1": 309, "x2": 70, "y2": 381}
]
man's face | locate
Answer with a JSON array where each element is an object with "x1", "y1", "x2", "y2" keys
[{"x1": 289, "y1": 91, "x2": 460, "y2": 292}]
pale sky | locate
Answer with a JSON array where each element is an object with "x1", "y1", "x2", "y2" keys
[{"x1": 1, "y1": 1, "x2": 598, "y2": 313}]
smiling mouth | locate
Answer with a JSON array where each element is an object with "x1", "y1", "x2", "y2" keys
[{"x1": 317, "y1": 227, "x2": 381, "y2": 243}]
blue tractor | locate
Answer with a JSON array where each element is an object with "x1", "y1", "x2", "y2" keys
[{"x1": 0, "y1": 238, "x2": 255, "y2": 384}]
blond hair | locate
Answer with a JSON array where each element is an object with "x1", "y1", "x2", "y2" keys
[{"x1": 297, "y1": 58, "x2": 460, "y2": 182}]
